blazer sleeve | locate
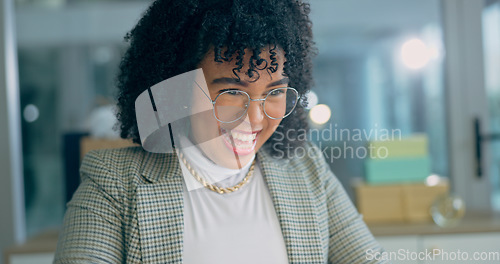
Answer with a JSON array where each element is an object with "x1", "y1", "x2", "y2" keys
[
  {"x1": 308, "y1": 144, "x2": 387, "y2": 264},
  {"x1": 54, "y1": 150, "x2": 125, "y2": 264}
]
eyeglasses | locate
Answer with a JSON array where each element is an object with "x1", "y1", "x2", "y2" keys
[{"x1": 207, "y1": 87, "x2": 299, "y2": 123}]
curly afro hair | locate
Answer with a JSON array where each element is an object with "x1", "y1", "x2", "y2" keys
[{"x1": 116, "y1": 0, "x2": 316, "y2": 158}]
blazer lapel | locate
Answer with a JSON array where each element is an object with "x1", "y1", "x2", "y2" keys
[
  {"x1": 258, "y1": 150, "x2": 325, "y2": 264},
  {"x1": 137, "y1": 152, "x2": 184, "y2": 264}
]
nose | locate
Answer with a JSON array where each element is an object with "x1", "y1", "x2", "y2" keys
[{"x1": 246, "y1": 100, "x2": 265, "y2": 125}]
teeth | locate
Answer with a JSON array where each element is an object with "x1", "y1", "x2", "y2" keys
[
  {"x1": 220, "y1": 129, "x2": 258, "y2": 150},
  {"x1": 229, "y1": 131, "x2": 256, "y2": 142},
  {"x1": 221, "y1": 129, "x2": 257, "y2": 150}
]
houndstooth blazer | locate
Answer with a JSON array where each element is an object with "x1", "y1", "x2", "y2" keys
[{"x1": 54, "y1": 141, "x2": 386, "y2": 264}]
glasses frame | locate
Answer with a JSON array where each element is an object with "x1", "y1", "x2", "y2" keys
[{"x1": 207, "y1": 87, "x2": 300, "y2": 124}]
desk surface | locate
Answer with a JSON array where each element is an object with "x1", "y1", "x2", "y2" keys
[
  {"x1": 368, "y1": 212, "x2": 500, "y2": 237},
  {"x1": 4, "y1": 230, "x2": 59, "y2": 255}
]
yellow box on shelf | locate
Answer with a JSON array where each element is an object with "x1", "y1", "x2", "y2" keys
[
  {"x1": 402, "y1": 183, "x2": 450, "y2": 223},
  {"x1": 354, "y1": 180, "x2": 449, "y2": 224},
  {"x1": 355, "y1": 184, "x2": 405, "y2": 223},
  {"x1": 368, "y1": 134, "x2": 428, "y2": 159}
]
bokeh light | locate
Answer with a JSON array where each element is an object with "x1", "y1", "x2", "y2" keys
[
  {"x1": 425, "y1": 174, "x2": 441, "y2": 186},
  {"x1": 309, "y1": 104, "x2": 331, "y2": 125},
  {"x1": 304, "y1": 91, "x2": 319, "y2": 109},
  {"x1": 401, "y1": 38, "x2": 433, "y2": 69},
  {"x1": 23, "y1": 104, "x2": 39, "y2": 123}
]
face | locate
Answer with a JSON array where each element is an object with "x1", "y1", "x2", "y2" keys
[{"x1": 189, "y1": 47, "x2": 288, "y2": 169}]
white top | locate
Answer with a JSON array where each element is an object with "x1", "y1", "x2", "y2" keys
[{"x1": 179, "y1": 138, "x2": 289, "y2": 264}]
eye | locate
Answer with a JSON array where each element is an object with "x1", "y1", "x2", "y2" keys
[
  {"x1": 218, "y1": 89, "x2": 240, "y2": 95},
  {"x1": 226, "y1": 90, "x2": 240, "y2": 96},
  {"x1": 268, "y1": 89, "x2": 285, "y2": 96}
]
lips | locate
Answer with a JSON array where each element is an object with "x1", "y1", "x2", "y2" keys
[{"x1": 220, "y1": 128, "x2": 259, "y2": 155}]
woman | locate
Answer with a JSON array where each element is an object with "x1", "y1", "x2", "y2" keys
[{"x1": 54, "y1": 0, "x2": 386, "y2": 263}]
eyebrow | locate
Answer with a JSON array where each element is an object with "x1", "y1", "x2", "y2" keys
[{"x1": 211, "y1": 77, "x2": 289, "y2": 88}]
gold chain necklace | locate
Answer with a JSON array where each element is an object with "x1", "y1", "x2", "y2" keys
[{"x1": 177, "y1": 151, "x2": 256, "y2": 194}]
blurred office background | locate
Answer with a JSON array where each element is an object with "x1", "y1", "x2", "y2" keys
[{"x1": 2, "y1": 0, "x2": 500, "y2": 263}]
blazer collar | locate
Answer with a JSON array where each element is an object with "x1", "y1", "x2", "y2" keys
[
  {"x1": 140, "y1": 151, "x2": 181, "y2": 183},
  {"x1": 137, "y1": 147, "x2": 325, "y2": 263}
]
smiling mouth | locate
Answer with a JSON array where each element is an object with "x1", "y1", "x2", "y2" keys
[{"x1": 220, "y1": 128, "x2": 259, "y2": 155}]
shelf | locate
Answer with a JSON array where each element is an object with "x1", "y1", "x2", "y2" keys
[{"x1": 368, "y1": 211, "x2": 500, "y2": 237}]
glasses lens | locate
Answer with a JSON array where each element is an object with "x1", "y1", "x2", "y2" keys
[
  {"x1": 264, "y1": 88, "x2": 298, "y2": 119},
  {"x1": 214, "y1": 90, "x2": 249, "y2": 123}
]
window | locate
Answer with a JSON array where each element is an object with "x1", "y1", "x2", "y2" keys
[
  {"x1": 15, "y1": 0, "x2": 151, "y2": 236},
  {"x1": 309, "y1": 0, "x2": 447, "y2": 196}
]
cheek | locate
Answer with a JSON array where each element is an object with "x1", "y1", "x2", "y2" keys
[
  {"x1": 264, "y1": 119, "x2": 282, "y2": 137},
  {"x1": 190, "y1": 112, "x2": 221, "y2": 141}
]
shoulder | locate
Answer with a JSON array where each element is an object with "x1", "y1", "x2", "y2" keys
[
  {"x1": 81, "y1": 146, "x2": 145, "y2": 172},
  {"x1": 272, "y1": 141, "x2": 330, "y2": 175},
  {"x1": 80, "y1": 146, "x2": 145, "y2": 182},
  {"x1": 80, "y1": 146, "x2": 179, "y2": 186},
  {"x1": 290, "y1": 141, "x2": 336, "y2": 188},
  {"x1": 260, "y1": 140, "x2": 332, "y2": 182},
  {"x1": 291, "y1": 141, "x2": 329, "y2": 172}
]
